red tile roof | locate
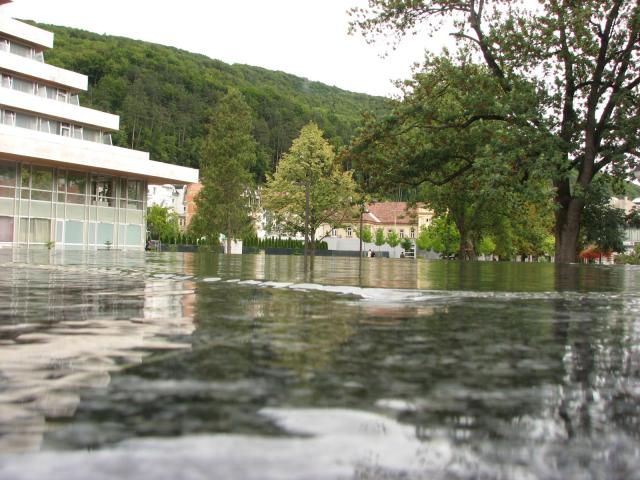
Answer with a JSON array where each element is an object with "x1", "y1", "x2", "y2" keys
[{"x1": 363, "y1": 202, "x2": 417, "y2": 226}]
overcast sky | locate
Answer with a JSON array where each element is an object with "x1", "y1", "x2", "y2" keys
[{"x1": 3, "y1": 0, "x2": 437, "y2": 97}]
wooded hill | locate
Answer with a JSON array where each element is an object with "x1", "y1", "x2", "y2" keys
[{"x1": 34, "y1": 23, "x2": 389, "y2": 181}]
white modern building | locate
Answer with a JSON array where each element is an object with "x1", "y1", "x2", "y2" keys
[{"x1": 0, "y1": 2, "x2": 198, "y2": 249}]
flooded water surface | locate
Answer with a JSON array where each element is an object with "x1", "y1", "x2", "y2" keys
[{"x1": 0, "y1": 251, "x2": 639, "y2": 479}]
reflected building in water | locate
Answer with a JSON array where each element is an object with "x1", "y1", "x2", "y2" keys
[{"x1": 0, "y1": 257, "x2": 196, "y2": 453}]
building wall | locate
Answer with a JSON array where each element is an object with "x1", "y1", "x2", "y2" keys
[{"x1": 0, "y1": 159, "x2": 146, "y2": 249}]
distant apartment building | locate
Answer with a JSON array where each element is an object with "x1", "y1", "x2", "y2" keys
[{"x1": 0, "y1": 2, "x2": 198, "y2": 249}]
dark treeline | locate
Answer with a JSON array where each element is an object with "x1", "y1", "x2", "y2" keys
[{"x1": 35, "y1": 23, "x2": 388, "y2": 181}]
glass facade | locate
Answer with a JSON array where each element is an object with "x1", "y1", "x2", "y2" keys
[{"x1": 0, "y1": 159, "x2": 147, "y2": 249}]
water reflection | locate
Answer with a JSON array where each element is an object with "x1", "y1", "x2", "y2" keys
[
  {"x1": 0, "y1": 251, "x2": 638, "y2": 479},
  {"x1": 0, "y1": 251, "x2": 196, "y2": 453}
]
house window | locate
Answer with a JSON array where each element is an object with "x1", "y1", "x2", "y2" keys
[
  {"x1": 410, "y1": 228, "x2": 415, "y2": 239},
  {"x1": 347, "y1": 226, "x2": 353, "y2": 237},
  {"x1": 399, "y1": 229, "x2": 404, "y2": 238},
  {"x1": 61, "y1": 123, "x2": 71, "y2": 137},
  {"x1": 331, "y1": 228, "x2": 337, "y2": 237}
]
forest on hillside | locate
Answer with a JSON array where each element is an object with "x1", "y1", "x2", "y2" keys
[{"x1": 34, "y1": 23, "x2": 388, "y2": 181}]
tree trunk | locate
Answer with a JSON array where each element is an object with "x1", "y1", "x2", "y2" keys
[
  {"x1": 226, "y1": 218, "x2": 232, "y2": 254},
  {"x1": 554, "y1": 180, "x2": 584, "y2": 263}
]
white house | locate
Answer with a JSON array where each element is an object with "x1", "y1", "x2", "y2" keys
[{"x1": 0, "y1": 2, "x2": 198, "y2": 249}]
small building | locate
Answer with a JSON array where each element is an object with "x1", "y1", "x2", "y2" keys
[
  {"x1": 0, "y1": 4, "x2": 198, "y2": 249},
  {"x1": 319, "y1": 201, "x2": 434, "y2": 242}
]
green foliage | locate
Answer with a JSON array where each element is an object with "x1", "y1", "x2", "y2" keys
[
  {"x1": 478, "y1": 237, "x2": 496, "y2": 256},
  {"x1": 350, "y1": 1, "x2": 640, "y2": 263},
  {"x1": 37, "y1": 23, "x2": 388, "y2": 178},
  {"x1": 261, "y1": 123, "x2": 358, "y2": 247},
  {"x1": 190, "y1": 89, "x2": 257, "y2": 252},
  {"x1": 385, "y1": 230, "x2": 400, "y2": 248},
  {"x1": 581, "y1": 179, "x2": 627, "y2": 254},
  {"x1": 400, "y1": 237, "x2": 413, "y2": 251},
  {"x1": 626, "y1": 209, "x2": 640, "y2": 229},
  {"x1": 615, "y1": 244, "x2": 640, "y2": 265},
  {"x1": 146, "y1": 205, "x2": 180, "y2": 240},
  {"x1": 348, "y1": 56, "x2": 555, "y2": 260},
  {"x1": 415, "y1": 217, "x2": 460, "y2": 257},
  {"x1": 357, "y1": 225, "x2": 373, "y2": 243},
  {"x1": 374, "y1": 228, "x2": 386, "y2": 247}
]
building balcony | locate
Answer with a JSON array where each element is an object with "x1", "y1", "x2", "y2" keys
[
  {"x1": 0, "y1": 14, "x2": 53, "y2": 50},
  {"x1": 0, "y1": 123, "x2": 199, "y2": 184},
  {"x1": 0, "y1": 87, "x2": 119, "y2": 130},
  {"x1": 0, "y1": 50, "x2": 87, "y2": 91}
]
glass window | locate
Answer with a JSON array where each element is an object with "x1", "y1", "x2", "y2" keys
[
  {"x1": 64, "y1": 220, "x2": 83, "y2": 244},
  {"x1": 83, "y1": 128, "x2": 101, "y2": 143},
  {"x1": 31, "y1": 218, "x2": 50, "y2": 243},
  {"x1": 399, "y1": 230, "x2": 404, "y2": 238},
  {"x1": 0, "y1": 216, "x2": 13, "y2": 242},
  {"x1": 46, "y1": 87, "x2": 57, "y2": 100},
  {"x1": 410, "y1": 228, "x2": 415, "y2": 239},
  {"x1": 97, "y1": 223, "x2": 113, "y2": 245},
  {"x1": 12, "y1": 77, "x2": 34, "y2": 94},
  {"x1": 70, "y1": 94, "x2": 80, "y2": 106},
  {"x1": 61, "y1": 123, "x2": 71, "y2": 137},
  {"x1": 2, "y1": 110, "x2": 15, "y2": 126},
  {"x1": 15, "y1": 112, "x2": 38, "y2": 130},
  {"x1": 57, "y1": 172, "x2": 66, "y2": 202},
  {"x1": 19, "y1": 218, "x2": 51, "y2": 243},
  {"x1": 91, "y1": 175, "x2": 114, "y2": 207},
  {"x1": 0, "y1": 161, "x2": 16, "y2": 187},
  {"x1": 9, "y1": 42, "x2": 31, "y2": 58},
  {"x1": 127, "y1": 180, "x2": 143, "y2": 210},
  {"x1": 31, "y1": 166, "x2": 53, "y2": 191},
  {"x1": 347, "y1": 226, "x2": 353, "y2": 237},
  {"x1": 36, "y1": 84, "x2": 47, "y2": 98},
  {"x1": 102, "y1": 133, "x2": 113, "y2": 145},
  {"x1": 38, "y1": 118, "x2": 51, "y2": 133},
  {"x1": 0, "y1": 161, "x2": 15, "y2": 198},
  {"x1": 126, "y1": 224, "x2": 141, "y2": 245},
  {"x1": 67, "y1": 171, "x2": 86, "y2": 204},
  {"x1": 72, "y1": 126, "x2": 83, "y2": 140},
  {"x1": 1, "y1": 74, "x2": 11, "y2": 88}
]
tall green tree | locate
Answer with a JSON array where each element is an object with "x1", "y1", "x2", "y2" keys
[
  {"x1": 348, "y1": 57, "x2": 554, "y2": 260},
  {"x1": 261, "y1": 122, "x2": 358, "y2": 255},
  {"x1": 351, "y1": 0, "x2": 640, "y2": 263},
  {"x1": 191, "y1": 89, "x2": 257, "y2": 252}
]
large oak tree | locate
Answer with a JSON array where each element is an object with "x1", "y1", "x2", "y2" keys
[{"x1": 350, "y1": 0, "x2": 640, "y2": 262}]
